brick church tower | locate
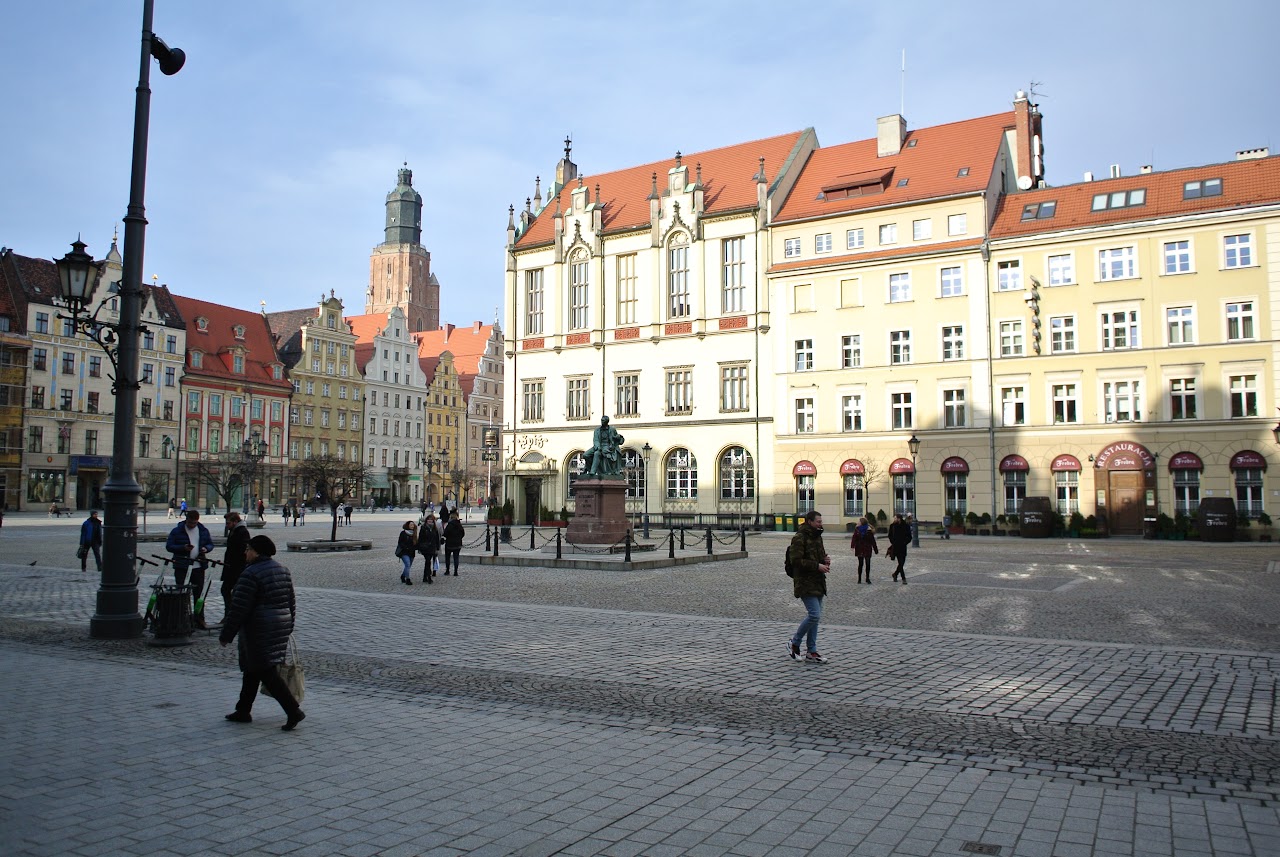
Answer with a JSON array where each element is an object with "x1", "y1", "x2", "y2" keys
[{"x1": 365, "y1": 164, "x2": 439, "y2": 332}]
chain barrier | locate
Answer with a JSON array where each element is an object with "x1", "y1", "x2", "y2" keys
[{"x1": 471, "y1": 524, "x2": 746, "y2": 559}]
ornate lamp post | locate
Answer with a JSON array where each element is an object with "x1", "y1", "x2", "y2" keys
[
  {"x1": 428, "y1": 449, "x2": 450, "y2": 506},
  {"x1": 907, "y1": 433, "x2": 921, "y2": 548},
  {"x1": 641, "y1": 442, "x2": 652, "y2": 538},
  {"x1": 241, "y1": 431, "x2": 264, "y2": 515},
  {"x1": 54, "y1": 0, "x2": 183, "y2": 639}
]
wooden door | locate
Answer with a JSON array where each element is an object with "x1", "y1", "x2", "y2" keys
[{"x1": 1108, "y1": 471, "x2": 1144, "y2": 534}]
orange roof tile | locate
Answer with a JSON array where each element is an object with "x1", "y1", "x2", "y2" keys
[
  {"x1": 990, "y1": 156, "x2": 1280, "y2": 238},
  {"x1": 413, "y1": 322, "x2": 498, "y2": 379},
  {"x1": 515, "y1": 131, "x2": 809, "y2": 249},
  {"x1": 345, "y1": 312, "x2": 390, "y2": 344},
  {"x1": 767, "y1": 237, "x2": 984, "y2": 274},
  {"x1": 774, "y1": 112, "x2": 1015, "y2": 224},
  {"x1": 170, "y1": 294, "x2": 292, "y2": 391}
]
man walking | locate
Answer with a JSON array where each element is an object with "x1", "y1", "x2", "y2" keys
[
  {"x1": 79, "y1": 510, "x2": 103, "y2": 572},
  {"x1": 442, "y1": 511, "x2": 465, "y2": 576},
  {"x1": 787, "y1": 510, "x2": 832, "y2": 664},
  {"x1": 221, "y1": 511, "x2": 251, "y2": 624},
  {"x1": 166, "y1": 509, "x2": 214, "y2": 629}
]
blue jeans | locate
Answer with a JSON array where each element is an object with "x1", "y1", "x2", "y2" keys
[
  {"x1": 400, "y1": 553, "x2": 413, "y2": 579},
  {"x1": 791, "y1": 595, "x2": 823, "y2": 653}
]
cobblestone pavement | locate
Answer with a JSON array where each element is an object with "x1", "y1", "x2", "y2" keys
[{"x1": 2, "y1": 512, "x2": 1279, "y2": 855}]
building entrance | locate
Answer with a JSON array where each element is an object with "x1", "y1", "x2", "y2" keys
[
  {"x1": 1107, "y1": 471, "x2": 1144, "y2": 535},
  {"x1": 522, "y1": 478, "x2": 542, "y2": 525}
]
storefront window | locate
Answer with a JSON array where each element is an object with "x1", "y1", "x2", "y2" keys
[
  {"x1": 795, "y1": 475, "x2": 815, "y2": 512},
  {"x1": 842, "y1": 475, "x2": 864, "y2": 518},
  {"x1": 27, "y1": 469, "x2": 65, "y2": 504},
  {"x1": 1055, "y1": 471, "x2": 1079, "y2": 516},
  {"x1": 1004, "y1": 471, "x2": 1026, "y2": 515}
]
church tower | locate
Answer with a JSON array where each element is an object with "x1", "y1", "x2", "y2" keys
[{"x1": 366, "y1": 164, "x2": 439, "y2": 332}]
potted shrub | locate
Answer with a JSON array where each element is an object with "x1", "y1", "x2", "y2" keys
[
  {"x1": 965, "y1": 511, "x2": 980, "y2": 535},
  {"x1": 486, "y1": 502, "x2": 502, "y2": 525},
  {"x1": 1258, "y1": 512, "x2": 1273, "y2": 542},
  {"x1": 994, "y1": 514, "x2": 1008, "y2": 536},
  {"x1": 945, "y1": 510, "x2": 965, "y2": 535},
  {"x1": 1156, "y1": 512, "x2": 1174, "y2": 539},
  {"x1": 979, "y1": 512, "x2": 993, "y2": 535},
  {"x1": 1236, "y1": 516, "x2": 1252, "y2": 542},
  {"x1": 1068, "y1": 511, "x2": 1085, "y2": 538},
  {"x1": 876, "y1": 509, "x2": 888, "y2": 527},
  {"x1": 1007, "y1": 514, "x2": 1020, "y2": 537},
  {"x1": 501, "y1": 498, "x2": 514, "y2": 525},
  {"x1": 1174, "y1": 511, "x2": 1190, "y2": 541}
]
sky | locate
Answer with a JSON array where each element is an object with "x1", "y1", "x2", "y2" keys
[{"x1": 2, "y1": 1, "x2": 1277, "y2": 329}]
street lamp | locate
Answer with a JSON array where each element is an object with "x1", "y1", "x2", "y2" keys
[
  {"x1": 54, "y1": 1, "x2": 184, "y2": 639},
  {"x1": 428, "y1": 449, "x2": 450, "y2": 506},
  {"x1": 241, "y1": 431, "x2": 264, "y2": 515},
  {"x1": 161, "y1": 434, "x2": 178, "y2": 506},
  {"x1": 907, "y1": 433, "x2": 921, "y2": 548},
  {"x1": 641, "y1": 442, "x2": 652, "y2": 538}
]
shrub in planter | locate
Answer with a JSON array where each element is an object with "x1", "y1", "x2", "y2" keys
[
  {"x1": 1068, "y1": 511, "x2": 1085, "y2": 537},
  {"x1": 1156, "y1": 512, "x2": 1174, "y2": 539},
  {"x1": 876, "y1": 509, "x2": 888, "y2": 525},
  {"x1": 501, "y1": 498, "x2": 514, "y2": 524},
  {"x1": 1259, "y1": 512, "x2": 1273, "y2": 542},
  {"x1": 966, "y1": 511, "x2": 980, "y2": 528}
]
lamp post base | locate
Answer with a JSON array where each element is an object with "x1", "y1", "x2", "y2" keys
[{"x1": 90, "y1": 613, "x2": 146, "y2": 640}]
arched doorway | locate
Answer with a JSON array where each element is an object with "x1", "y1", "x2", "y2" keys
[{"x1": 1093, "y1": 441, "x2": 1156, "y2": 535}]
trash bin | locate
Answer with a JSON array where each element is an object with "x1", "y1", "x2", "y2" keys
[
  {"x1": 500, "y1": 525, "x2": 512, "y2": 543},
  {"x1": 786, "y1": 514, "x2": 796, "y2": 532},
  {"x1": 1019, "y1": 497, "x2": 1053, "y2": 538},
  {"x1": 1197, "y1": 497, "x2": 1236, "y2": 542},
  {"x1": 150, "y1": 585, "x2": 193, "y2": 640},
  {"x1": 1143, "y1": 516, "x2": 1157, "y2": 540}
]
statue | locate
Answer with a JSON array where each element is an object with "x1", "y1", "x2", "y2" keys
[{"x1": 583, "y1": 416, "x2": 625, "y2": 478}]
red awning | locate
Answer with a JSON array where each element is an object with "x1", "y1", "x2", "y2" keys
[
  {"x1": 1051, "y1": 454, "x2": 1082, "y2": 472},
  {"x1": 999, "y1": 454, "x2": 1029, "y2": 472},
  {"x1": 792, "y1": 460, "x2": 817, "y2": 476},
  {"x1": 1168, "y1": 451, "x2": 1204, "y2": 471},
  {"x1": 1230, "y1": 450, "x2": 1268, "y2": 470},
  {"x1": 889, "y1": 457, "x2": 915, "y2": 474},
  {"x1": 940, "y1": 456, "x2": 969, "y2": 474},
  {"x1": 839, "y1": 459, "x2": 864, "y2": 475}
]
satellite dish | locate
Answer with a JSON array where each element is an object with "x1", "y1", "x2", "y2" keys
[{"x1": 1016, "y1": 175, "x2": 1033, "y2": 191}]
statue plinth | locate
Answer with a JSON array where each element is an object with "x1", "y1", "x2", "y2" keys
[{"x1": 565, "y1": 478, "x2": 631, "y2": 545}]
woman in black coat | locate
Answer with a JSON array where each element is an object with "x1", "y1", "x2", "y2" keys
[
  {"x1": 416, "y1": 514, "x2": 441, "y2": 583},
  {"x1": 219, "y1": 535, "x2": 305, "y2": 731},
  {"x1": 886, "y1": 514, "x2": 911, "y2": 584}
]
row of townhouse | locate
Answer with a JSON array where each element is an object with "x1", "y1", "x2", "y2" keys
[
  {"x1": 0, "y1": 168, "x2": 504, "y2": 513},
  {"x1": 501, "y1": 91, "x2": 1278, "y2": 535}
]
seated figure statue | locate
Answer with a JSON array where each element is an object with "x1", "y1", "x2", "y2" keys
[{"x1": 583, "y1": 416, "x2": 625, "y2": 478}]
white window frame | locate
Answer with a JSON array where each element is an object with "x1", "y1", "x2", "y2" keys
[
  {"x1": 1098, "y1": 246, "x2": 1137, "y2": 281},
  {"x1": 939, "y1": 265, "x2": 963, "y2": 297},
  {"x1": 1162, "y1": 239, "x2": 1193, "y2": 275},
  {"x1": 720, "y1": 364, "x2": 749, "y2": 412},
  {"x1": 1051, "y1": 382, "x2": 1079, "y2": 425},
  {"x1": 846, "y1": 228, "x2": 865, "y2": 250},
  {"x1": 524, "y1": 270, "x2": 544, "y2": 335},
  {"x1": 569, "y1": 259, "x2": 590, "y2": 330},
  {"x1": 841, "y1": 393, "x2": 863, "y2": 432},
  {"x1": 997, "y1": 259, "x2": 1023, "y2": 292},
  {"x1": 1049, "y1": 315, "x2": 1076, "y2": 354},
  {"x1": 794, "y1": 339, "x2": 814, "y2": 372},
  {"x1": 1223, "y1": 233, "x2": 1254, "y2": 269},
  {"x1": 1225, "y1": 300, "x2": 1256, "y2": 341},
  {"x1": 912, "y1": 219, "x2": 932, "y2": 241},
  {"x1": 1165, "y1": 306, "x2": 1195, "y2": 346},
  {"x1": 1168, "y1": 376, "x2": 1198, "y2": 421},
  {"x1": 888, "y1": 272, "x2": 912, "y2": 303},
  {"x1": 1001, "y1": 386, "x2": 1027, "y2": 426},
  {"x1": 941, "y1": 325, "x2": 965, "y2": 361},
  {"x1": 617, "y1": 254, "x2": 638, "y2": 325},
  {"x1": 1101, "y1": 379, "x2": 1142, "y2": 423},
  {"x1": 566, "y1": 377, "x2": 590, "y2": 421},
  {"x1": 615, "y1": 373, "x2": 639, "y2": 417},
  {"x1": 890, "y1": 391, "x2": 914, "y2": 430},
  {"x1": 1100, "y1": 308, "x2": 1140, "y2": 350},
  {"x1": 841, "y1": 334, "x2": 861, "y2": 369},
  {"x1": 879, "y1": 223, "x2": 897, "y2": 245},
  {"x1": 943, "y1": 388, "x2": 966, "y2": 428},
  {"x1": 889, "y1": 330, "x2": 911, "y2": 365},
  {"x1": 721, "y1": 239, "x2": 745, "y2": 313},
  {"x1": 784, "y1": 237, "x2": 802, "y2": 259},
  {"x1": 1047, "y1": 253, "x2": 1075, "y2": 286},
  {"x1": 667, "y1": 243, "x2": 691, "y2": 319},
  {"x1": 947, "y1": 213, "x2": 967, "y2": 236},
  {"x1": 795, "y1": 397, "x2": 815, "y2": 434},
  {"x1": 815, "y1": 233, "x2": 832, "y2": 254},
  {"x1": 665, "y1": 369, "x2": 692, "y2": 416},
  {"x1": 1227, "y1": 374, "x2": 1259, "y2": 419},
  {"x1": 999, "y1": 319, "x2": 1025, "y2": 357},
  {"x1": 521, "y1": 380, "x2": 544, "y2": 423}
]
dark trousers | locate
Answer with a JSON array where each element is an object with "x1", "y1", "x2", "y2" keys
[
  {"x1": 444, "y1": 547, "x2": 461, "y2": 573},
  {"x1": 81, "y1": 544, "x2": 102, "y2": 572},
  {"x1": 857, "y1": 556, "x2": 872, "y2": 580},
  {"x1": 174, "y1": 560, "x2": 207, "y2": 615},
  {"x1": 893, "y1": 546, "x2": 908, "y2": 577},
  {"x1": 235, "y1": 666, "x2": 300, "y2": 716}
]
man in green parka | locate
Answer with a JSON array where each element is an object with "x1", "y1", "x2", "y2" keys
[{"x1": 787, "y1": 510, "x2": 832, "y2": 664}]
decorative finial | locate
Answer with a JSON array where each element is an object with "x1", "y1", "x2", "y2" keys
[
  {"x1": 594, "y1": 183, "x2": 600, "y2": 205},
  {"x1": 525, "y1": 197, "x2": 532, "y2": 213},
  {"x1": 675, "y1": 151, "x2": 682, "y2": 169},
  {"x1": 648, "y1": 171, "x2": 659, "y2": 200},
  {"x1": 564, "y1": 135, "x2": 572, "y2": 159},
  {"x1": 577, "y1": 175, "x2": 584, "y2": 188},
  {"x1": 507, "y1": 204, "x2": 515, "y2": 228}
]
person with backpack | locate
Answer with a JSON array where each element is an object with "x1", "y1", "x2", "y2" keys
[
  {"x1": 850, "y1": 516, "x2": 878, "y2": 584},
  {"x1": 786, "y1": 510, "x2": 832, "y2": 664}
]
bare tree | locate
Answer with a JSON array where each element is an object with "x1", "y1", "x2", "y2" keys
[
  {"x1": 859, "y1": 458, "x2": 888, "y2": 523},
  {"x1": 140, "y1": 469, "x2": 170, "y2": 518},
  {"x1": 292, "y1": 455, "x2": 372, "y2": 541},
  {"x1": 185, "y1": 450, "x2": 248, "y2": 514}
]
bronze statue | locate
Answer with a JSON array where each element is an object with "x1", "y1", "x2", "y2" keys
[{"x1": 583, "y1": 416, "x2": 625, "y2": 478}]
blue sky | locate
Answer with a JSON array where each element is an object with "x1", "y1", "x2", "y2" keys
[{"x1": 2, "y1": 1, "x2": 1277, "y2": 329}]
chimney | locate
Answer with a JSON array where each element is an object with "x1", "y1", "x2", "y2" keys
[
  {"x1": 1012, "y1": 90, "x2": 1044, "y2": 190},
  {"x1": 1139, "y1": 165, "x2": 1153, "y2": 174},
  {"x1": 876, "y1": 114, "x2": 907, "y2": 157},
  {"x1": 1237, "y1": 147, "x2": 1270, "y2": 161},
  {"x1": 1109, "y1": 164, "x2": 1122, "y2": 179}
]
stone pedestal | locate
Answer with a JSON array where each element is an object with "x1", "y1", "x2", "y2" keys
[{"x1": 565, "y1": 478, "x2": 631, "y2": 545}]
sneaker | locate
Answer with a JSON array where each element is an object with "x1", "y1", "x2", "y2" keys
[
  {"x1": 787, "y1": 641, "x2": 802, "y2": 661},
  {"x1": 804, "y1": 651, "x2": 829, "y2": 664}
]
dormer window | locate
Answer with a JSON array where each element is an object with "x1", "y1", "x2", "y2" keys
[
  {"x1": 233, "y1": 324, "x2": 246, "y2": 341},
  {"x1": 233, "y1": 353, "x2": 245, "y2": 374},
  {"x1": 272, "y1": 365, "x2": 283, "y2": 380},
  {"x1": 957, "y1": 167, "x2": 970, "y2": 177},
  {"x1": 326, "y1": 313, "x2": 336, "y2": 329},
  {"x1": 1091, "y1": 189, "x2": 1146, "y2": 211},
  {"x1": 1020, "y1": 201, "x2": 1057, "y2": 220},
  {"x1": 1183, "y1": 178, "x2": 1222, "y2": 199},
  {"x1": 821, "y1": 169, "x2": 893, "y2": 200},
  {"x1": 191, "y1": 351, "x2": 203, "y2": 369},
  {"x1": 196, "y1": 317, "x2": 209, "y2": 332}
]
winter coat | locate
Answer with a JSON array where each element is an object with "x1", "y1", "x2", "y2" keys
[
  {"x1": 222, "y1": 521, "x2": 251, "y2": 587},
  {"x1": 887, "y1": 521, "x2": 912, "y2": 550},
  {"x1": 443, "y1": 519, "x2": 465, "y2": 549},
  {"x1": 416, "y1": 524, "x2": 441, "y2": 557},
  {"x1": 219, "y1": 556, "x2": 295, "y2": 671},
  {"x1": 396, "y1": 528, "x2": 417, "y2": 558},
  {"x1": 789, "y1": 522, "x2": 829, "y2": 599},
  {"x1": 79, "y1": 517, "x2": 103, "y2": 547},
  {"x1": 165, "y1": 521, "x2": 214, "y2": 564},
  {"x1": 850, "y1": 524, "x2": 878, "y2": 558}
]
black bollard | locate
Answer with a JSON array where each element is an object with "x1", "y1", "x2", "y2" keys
[
  {"x1": 493, "y1": 525, "x2": 499, "y2": 557},
  {"x1": 740, "y1": 526, "x2": 747, "y2": 552},
  {"x1": 706, "y1": 527, "x2": 713, "y2": 555},
  {"x1": 485, "y1": 525, "x2": 492, "y2": 552},
  {"x1": 556, "y1": 528, "x2": 562, "y2": 560},
  {"x1": 643, "y1": 513, "x2": 650, "y2": 539},
  {"x1": 624, "y1": 530, "x2": 632, "y2": 562},
  {"x1": 680, "y1": 527, "x2": 686, "y2": 550},
  {"x1": 668, "y1": 530, "x2": 676, "y2": 559},
  {"x1": 530, "y1": 524, "x2": 536, "y2": 551}
]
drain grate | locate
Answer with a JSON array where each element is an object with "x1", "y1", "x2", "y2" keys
[{"x1": 961, "y1": 844, "x2": 1002, "y2": 856}]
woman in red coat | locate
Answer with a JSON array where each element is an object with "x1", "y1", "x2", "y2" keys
[{"x1": 849, "y1": 517, "x2": 878, "y2": 584}]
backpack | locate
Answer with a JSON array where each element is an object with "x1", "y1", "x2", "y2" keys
[{"x1": 784, "y1": 545, "x2": 795, "y2": 578}]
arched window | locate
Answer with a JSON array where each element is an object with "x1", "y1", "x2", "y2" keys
[
  {"x1": 667, "y1": 232, "x2": 691, "y2": 319},
  {"x1": 566, "y1": 451, "x2": 587, "y2": 498},
  {"x1": 623, "y1": 448, "x2": 646, "y2": 499},
  {"x1": 842, "y1": 475, "x2": 864, "y2": 517},
  {"x1": 719, "y1": 447, "x2": 754, "y2": 499},
  {"x1": 665, "y1": 448, "x2": 698, "y2": 499}
]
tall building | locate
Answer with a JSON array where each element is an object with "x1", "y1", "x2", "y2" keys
[
  {"x1": 364, "y1": 165, "x2": 439, "y2": 333},
  {"x1": 267, "y1": 293, "x2": 363, "y2": 502},
  {"x1": 419, "y1": 350, "x2": 466, "y2": 505},
  {"x1": 0, "y1": 239, "x2": 185, "y2": 511},
  {"x1": 0, "y1": 254, "x2": 29, "y2": 511},
  {"x1": 503, "y1": 133, "x2": 814, "y2": 524},
  {"x1": 348, "y1": 307, "x2": 427, "y2": 506},
  {"x1": 169, "y1": 294, "x2": 293, "y2": 511}
]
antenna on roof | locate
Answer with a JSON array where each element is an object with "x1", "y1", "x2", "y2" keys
[
  {"x1": 1028, "y1": 80, "x2": 1047, "y2": 101},
  {"x1": 900, "y1": 49, "x2": 906, "y2": 116}
]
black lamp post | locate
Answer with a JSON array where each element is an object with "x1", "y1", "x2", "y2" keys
[
  {"x1": 241, "y1": 431, "x2": 264, "y2": 515},
  {"x1": 907, "y1": 433, "x2": 921, "y2": 548},
  {"x1": 428, "y1": 449, "x2": 449, "y2": 506},
  {"x1": 641, "y1": 442, "x2": 652, "y2": 538},
  {"x1": 1272, "y1": 415, "x2": 1280, "y2": 446},
  {"x1": 54, "y1": 0, "x2": 183, "y2": 639}
]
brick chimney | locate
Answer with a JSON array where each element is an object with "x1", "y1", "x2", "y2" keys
[
  {"x1": 1013, "y1": 90, "x2": 1045, "y2": 189},
  {"x1": 876, "y1": 114, "x2": 907, "y2": 157}
]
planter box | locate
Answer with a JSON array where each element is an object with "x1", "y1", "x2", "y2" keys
[
  {"x1": 978, "y1": 529, "x2": 991, "y2": 536},
  {"x1": 1008, "y1": 530, "x2": 1020, "y2": 537},
  {"x1": 965, "y1": 528, "x2": 977, "y2": 535},
  {"x1": 992, "y1": 530, "x2": 1005, "y2": 536},
  {"x1": 539, "y1": 521, "x2": 567, "y2": 528},
  {"x1": 948, "y1": 526, "x2": 965, "y2": 535}
]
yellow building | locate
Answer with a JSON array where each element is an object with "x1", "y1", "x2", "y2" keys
[
  {"x1": 419, "y1": 350, "x2": 465, "y2": 505},
  {"x1": 267, "y1": 293, "x2": 362, "y2": 502}
]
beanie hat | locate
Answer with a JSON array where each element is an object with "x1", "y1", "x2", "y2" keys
[{"x1": 248, "y1": 535, "x2": 277, "y2": 557}]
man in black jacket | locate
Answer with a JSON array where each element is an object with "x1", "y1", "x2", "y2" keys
[
  {"x1": 222, "y1": 512, "x2": 251, "y2": 622},
  {"x1": 787, "y1": 510, "x2": 832, "y2": 664}
]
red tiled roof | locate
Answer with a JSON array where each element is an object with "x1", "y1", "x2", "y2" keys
[
  {"x1": 514, "y1": 131, "x2": 809, "y2": 249},
  {"x1": 414, "y1": 322, "x2": 497, "y2": 380},
  {"x1": 767, "y1": 237, "x2": 985, "y2": 274},
  {"x1": 990, "y1": 156, "x2": 1280, "y2": 238},
  {"x1": 265, "y1": 307, "x2": 322, "y2": 368},
  {"x1": 774, "y1": 112, "x2": 1015, "y2": 224},
  {"x1": 345, "y1": 312, "x2": 390, "y2": 344},
  {"x1": 171, "y1": 294, "x2": 292, "y2": 391}
]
